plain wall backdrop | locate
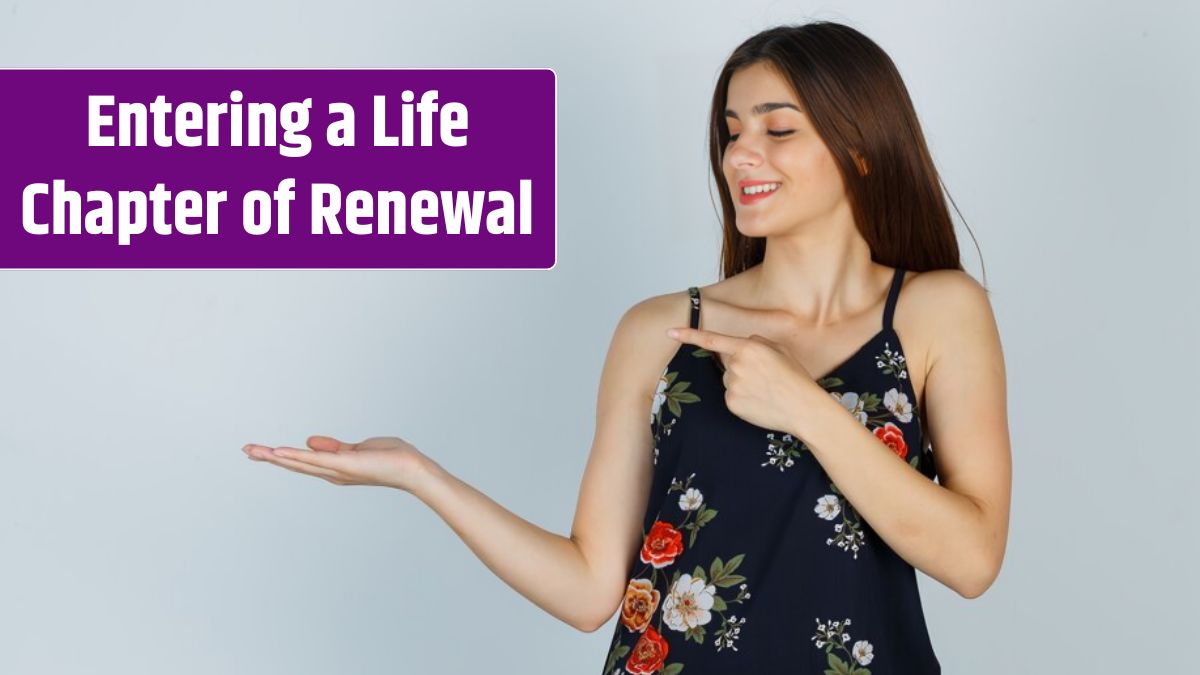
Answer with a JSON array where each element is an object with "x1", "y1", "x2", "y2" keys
[{"x1": 2, "y1": 1, "x2": 1197, "y2": 673}]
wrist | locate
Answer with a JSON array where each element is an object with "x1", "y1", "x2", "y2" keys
[
  {"x1": 788, "y1": 380, "x2": 832, "y2": 439},
  {"x1": 404, "y1": 453, "x2": 447, "y2": 500}
]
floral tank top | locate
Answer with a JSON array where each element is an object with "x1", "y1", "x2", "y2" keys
[{"x1": 600, "y1": 267, "x2": 941, "y2": 674}]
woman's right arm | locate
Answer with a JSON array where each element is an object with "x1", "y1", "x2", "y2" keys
[{"x1": 408, "y1": 295, "x2": 681, "y2": 633}]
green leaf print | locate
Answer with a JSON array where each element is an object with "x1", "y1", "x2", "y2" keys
[
  {"x1": 819, "y1": 376, "x2": 846, "y2": 389},
  {"x1": 709, "y1": 553, "x2": 748, "y2": 588},
  {"x1": 667, "y1": 378, "x2": 701, "y2": 418},
  {"x1": 713, "y1": 574, "x2": 746, "y2": 588},
  {"x1": 859, "y1": 391, "x2": 882, "y2": 411},
  {"x1": 661, "y1": 663, "x2": 684, "y2": 675},
  {"x1": 685, "y1": 506, "x2": 717, "y2": 548}
]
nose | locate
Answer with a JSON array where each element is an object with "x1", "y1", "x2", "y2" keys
[{"x1": 725, "y1": 138, "x2": 762, "y2": 170}]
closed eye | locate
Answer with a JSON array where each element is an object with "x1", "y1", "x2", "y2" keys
[{"x1": 728, "y1": 130, "x2": 794, "y2": 143}]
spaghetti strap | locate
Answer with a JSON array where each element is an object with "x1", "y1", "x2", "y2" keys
[
  {"x1": 882, "y1": 267, "x2": 906, "y2": 332},
  {"x1": 687, "y1": 286, "x2": 701, "y2": 329}
]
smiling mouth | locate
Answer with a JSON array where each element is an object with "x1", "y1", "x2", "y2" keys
[
  {"x1": 741, "y1": 182, "x2": 781, "y2": 195},
  {"x1": 738, "y1": 182, "x2": 781, "y2": 204}
]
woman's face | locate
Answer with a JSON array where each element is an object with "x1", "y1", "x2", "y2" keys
[{"x1": 722, "y1": 61, "x2": 850, "y2": 237}]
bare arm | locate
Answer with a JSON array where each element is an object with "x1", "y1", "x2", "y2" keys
[{"x1": 408, "y1": 296, "x2": 677, "y2": 631}]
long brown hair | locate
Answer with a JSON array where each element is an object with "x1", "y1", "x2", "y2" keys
[{"x1": 707, "y1": 22, "x2": 984, "y2": 287}]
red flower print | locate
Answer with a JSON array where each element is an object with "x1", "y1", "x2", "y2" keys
[
  {"x1": 874, "y1": 422, "x2": 908, "y2": 460},
  {"x1": 626, "y1": 625, "x2": 669, "y2": 674},
  {"x1": 640, "y1": 520, "x2": 684, "y2": 568}
]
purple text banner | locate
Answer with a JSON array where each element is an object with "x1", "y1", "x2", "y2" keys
[{"x1": 0, "y1": 69, "x2": 556, "y2": 269}]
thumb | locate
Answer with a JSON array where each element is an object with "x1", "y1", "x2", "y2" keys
[{"x1": 308, "y1": 435, "x2": 355, "y2": 453}]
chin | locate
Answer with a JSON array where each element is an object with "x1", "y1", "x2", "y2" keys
[{"x1": 734, "y1": 216, "x2": 784, "y2": 238}]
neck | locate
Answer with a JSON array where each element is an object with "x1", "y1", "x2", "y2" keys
[{"x1": 748, "y1": 214, "x2": 889, "y2": 328}]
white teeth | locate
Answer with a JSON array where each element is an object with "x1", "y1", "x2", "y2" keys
[{"x1": 742, "y1": 183, "x2": 780, "y2": 195}]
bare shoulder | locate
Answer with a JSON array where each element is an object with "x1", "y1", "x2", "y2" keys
[
  {"x1": 605, "y1": 289, "x2": 695, "y2": 401},
  {"x1": 903, "y1": 267, "x2": 992, "y2": 310},
  {"x1": 902, "y1": 268, "x2": 1000, "y2": 366}
]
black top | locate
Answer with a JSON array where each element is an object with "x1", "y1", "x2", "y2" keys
[{"x1": 600, "y1": 267, "x2": 941, "y2": 674}]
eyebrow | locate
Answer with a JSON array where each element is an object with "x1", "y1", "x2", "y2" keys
[{"x1": 725, "y1": 102, "x2": 802, "y2": 119}]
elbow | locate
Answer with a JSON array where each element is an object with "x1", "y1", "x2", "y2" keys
[
  {"x1": 957, "y1": 550, "x2": 1004, "y2": 600},
  {"x1": 576, "y1": 610, "x2": 613, "y2": 634},
  {"x1": 956, "y1": 500, "x2": 1007, "y2": 599},
  {"x1": 576, "y1": 618, "x2": 604, "y2": 634},
  {"x1": 957, "y1": 575, "x2": 991, "y2": 600},
  {"x1": 572, "y1": 609, "x2": 602, "y2": 633}
]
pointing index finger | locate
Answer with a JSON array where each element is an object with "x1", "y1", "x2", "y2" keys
[{"x1": 666, "y1": 327, "x2": 739, "y2": 354}]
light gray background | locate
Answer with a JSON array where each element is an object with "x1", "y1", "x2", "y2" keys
[{"x1": 2, "y1": 1, "x2": 1196, "y2": 673}]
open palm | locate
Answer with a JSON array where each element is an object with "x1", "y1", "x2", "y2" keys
[{"x1": 243, "y1": 435, "x2": 429, "y2": 492}]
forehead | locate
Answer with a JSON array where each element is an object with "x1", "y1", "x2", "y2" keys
[{"x1": 725, "y1": 62, "x2": 802, "y2": 117}]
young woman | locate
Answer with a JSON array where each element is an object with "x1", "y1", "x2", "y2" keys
[{"x1": 243, "y1": 21, "x2": 1011, "y2": 674}]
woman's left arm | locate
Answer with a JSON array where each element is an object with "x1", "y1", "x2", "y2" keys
[{"x1": 796, "y1": 271, "x2": 1012, "y2": 599}]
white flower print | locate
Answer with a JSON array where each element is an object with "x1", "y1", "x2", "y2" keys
[
  {"x1": 714, "y1": 614, "x2": 747, "y2": 652},
  {"x1": 883, "y1": 387, "x2": 913, "y2": 423},
  {"x1": 852, "y1": 639, "x2": 875, "y2": 666},
  {"x1": 830, "y1": 391, "x2": 869, "y2": 425},
  {"x1": 678, "y1": 487, "x2": 704, "y2": 511},
  {"x1": 651, "y1": 370, "x2": 669, "y2": 424},
  {"x1": 762, "y1": 431, "x2": 804, "y2": 471},
  {"x1": 813, "y1": 617, "x2": 876, "y2": 672},
  {"x1": 819, "y1": 487, "x2": 867, "y2": 559},
  {"x1": 876, "y1": 340, "x2": 908, "y2": 379},
  {"x1": 814, "y1": 494, "x2": 841, "y2": 520},
  {"x1": 662, "y1": 573, "x2": 716, "y2": 632}
]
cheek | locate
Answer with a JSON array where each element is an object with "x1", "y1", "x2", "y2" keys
[
  {"x1": 791, "y1": 143, "x2": 830, "y2": 173},
  {"x1": 800, "y1": 147, "x2": 846, "y2": 193}
]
